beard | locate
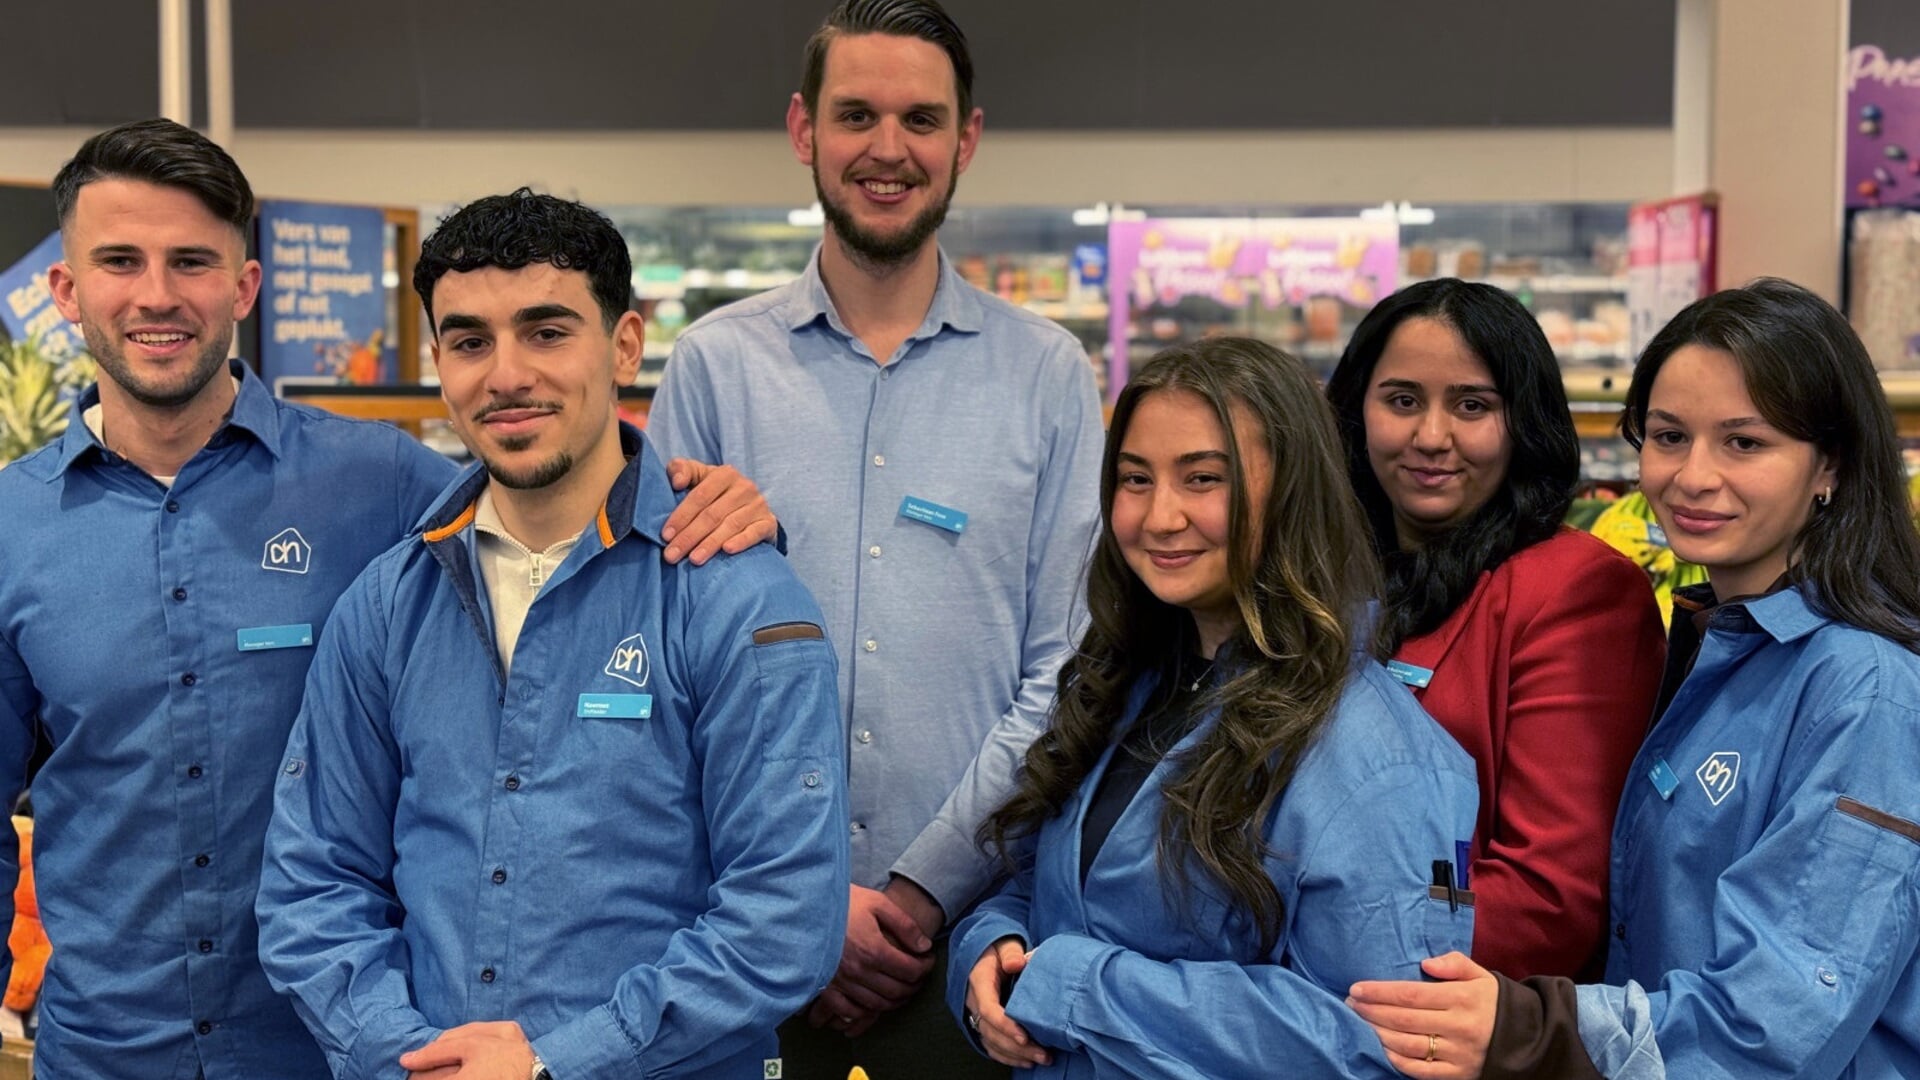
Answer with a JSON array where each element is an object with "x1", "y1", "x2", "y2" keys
[
  {"x1": 481, "y1": 448, "x2": 576, "y2": 491},
  {"x1": 81, "y1": 316, "x2": 233, "y2": 409},
  {"x1": 814, "y1": 152, "x2": 960, "y2": 270}
]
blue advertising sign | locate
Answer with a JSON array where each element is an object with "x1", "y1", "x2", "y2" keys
[
  {"x1": 257, "y1": 200, "x2": 390, "y2": 384},
  {"x1": 0, "y1": 231, "x2": 85, "y2": 363}
]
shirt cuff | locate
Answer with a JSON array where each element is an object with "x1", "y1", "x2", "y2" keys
[
  {"x1": 1003, "y1": 932, "x2": 1118, "y2": 1051},
  {"x1": 533, "y1": 1004, "x2": 642, "y2": 1079},
  {"x1": 348, "y1": 1009, "x2": 443, "y2": 1080},
  {"x1": 891, "y1": 815, "x2": 996, "y2": 922}
]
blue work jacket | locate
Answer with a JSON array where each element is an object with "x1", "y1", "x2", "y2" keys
[
  {"x1": 948, "y1": 659, "x2": 1478, "y2": 1079},
  {"x1": 258, "y1": 427, "x2": 849, "y2": 1079},
  {"x1": 1577, "y1": 586, "x2": 1920, "y2": 1080}
]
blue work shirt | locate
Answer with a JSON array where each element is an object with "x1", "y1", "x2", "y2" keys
[
  {"x1": 947, "y1": 660, "x2": 1479, "y2": 1078},
  {"x1": 258, "y1": 426, "x2": 850, "y2": 1080},
  {"x1": 650, "y1": 248, "x2": 1104, "y2": 915},
  {"x1": 0, "y1": 362, "x2": 455, "y2": 1079},
  {"x1": 1576, "y1": 585, "x2": 1920, "y2": 1079}
]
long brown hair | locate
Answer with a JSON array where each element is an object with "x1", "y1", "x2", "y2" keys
[{"x1": 982, "y1": 337, "x2": 1381, "y2": 952}]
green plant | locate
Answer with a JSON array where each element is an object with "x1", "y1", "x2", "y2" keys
[{"x1": 0, "y1": 336, "x2": 93, "y2": 467}]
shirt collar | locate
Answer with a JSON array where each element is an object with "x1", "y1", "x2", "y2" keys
[
  {"x1": 420, "y1": 423, "x2": 674, "y2": 551},
  {"x1": 783, "y1": 244, "x2": 985, "y2": 340},
  {"x1": 48, "y1": 360, "x2": 280, "y2": 480},
  {"x1": 1681, "y1": 578, "x2": 1828, "y2": 644}
]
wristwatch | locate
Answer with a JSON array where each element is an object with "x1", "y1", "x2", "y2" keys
[{"x1": 531, "y1": 1051, "x2": 551, "y2": 1080}]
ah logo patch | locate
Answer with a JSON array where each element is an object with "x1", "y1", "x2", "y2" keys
[
  {"x1": 262, "y1": 527, "x2": 312, "y2": 575},
  {"x1": 1696, "y1": 751, "x2": 1741, "y2": 806},
  {"x1": 604, "y1": 632, "x2": 650, "y2": 688}
]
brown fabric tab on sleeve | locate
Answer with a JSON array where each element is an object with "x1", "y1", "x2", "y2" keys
[
  {"x1": 1838, "y1": 796, "x2": 1920, "y2": 845},
  {"x1": 1483, "y1": 972, "x2": 1607, "y2": 1080},
  {"x1": 1427, "y1": 885, "x2": 1477, "y2": 907},
  {"x1": 753, "y1": 621, "x2": 825, "y2": 646}
]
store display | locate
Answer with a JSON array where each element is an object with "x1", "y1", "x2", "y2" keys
[
  {"x1": 257, "y1": 200, "x2": 392, "y2": 385},
  {"x1": 1848, "y1": 210, "x2": 1920, "y2": 370}
]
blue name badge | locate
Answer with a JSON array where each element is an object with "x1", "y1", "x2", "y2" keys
[
  {"x1": 237, "y1": 624, "x2": 314, "y2": 652},
  {"x1": 899, "y1": 495, "x2": 968, "y2": 535},
  {"x1": 1647, "y1": 523, "x2": 1670, "y2": 548},
  {"x1": 577, "y1": 693, "x2": 652, "y2": 720},
  {"x1": 1386, "y1": 660, "x2": 1434, "y2": 689},
  {"x1": 1649, "y1": 759, "x2": 1680, "y2": 800}
]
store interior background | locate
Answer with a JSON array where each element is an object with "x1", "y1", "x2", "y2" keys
[{"x1": 1, "y1": 0, "x2": 1914, "y2": 485}]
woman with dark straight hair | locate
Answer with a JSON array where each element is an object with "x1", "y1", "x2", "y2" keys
[
  {"x1": 1351, "y1": 278, "x2": 1920, "y2": 1080},
  {"x1": 949, "y1": 338, "x2": 1477, "y2": 1078},
  {"x1": 1325, "y1": 279, "x2": 1665, "y2": 982}
]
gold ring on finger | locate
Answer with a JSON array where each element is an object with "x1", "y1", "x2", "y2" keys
[{"x1": 1426, "y1": 1033, "x2": 1439, "y2": 1062}]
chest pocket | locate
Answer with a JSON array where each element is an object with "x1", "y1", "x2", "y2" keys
[{"x1": 1789, "y1": 798, "x2": 1920, "y2": 980}]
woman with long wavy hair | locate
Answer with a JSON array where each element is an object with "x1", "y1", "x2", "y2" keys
[
  {"x1": 946, "y1": 338, "x2": 1478, "y2": 1078},
  {"x1": 1350, "y1": 279, "x2": 1920, "y2": 1080},
  {"x1": 1325, "y1": 280, "x2": 1666, "y2": 982}
]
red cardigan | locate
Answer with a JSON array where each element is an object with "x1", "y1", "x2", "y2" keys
[{"x1": 1393, "y1": 528, "x2": 1665, "y2": 981}]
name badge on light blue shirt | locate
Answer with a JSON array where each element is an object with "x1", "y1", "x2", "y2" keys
[
  {"x1": 1386, "y1": 660, "x2": 1434, "y2": 689},
  {"x1": 1649, "y1": 759, "x2": 1680, "y2": 800},
  {"x1": 236, "y1": 624, "x2": 314, "y2": 652},
  {"x1": 578, "y1": 693, "x2": 652, "y2": 720},
  {"x1": 899, "y1": 495, "x2": 968, "y2": 534}
]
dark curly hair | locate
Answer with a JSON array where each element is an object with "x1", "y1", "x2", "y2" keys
[
  {"x1": 53, "y1": 118, "x2": 253, "y2": 234},
  {"x1": 800, "y1": 0, "x2": 974, "y2": 118},
  {"x1": 983, "y1": 338, "x2": 1380, "y2": 954},
  {"x1": 1325, "y1": 278, "x2": 1579, "y2": 651},
  {"x1": 1622, "y1": 278, "x2": 1920, "y2": 651},
  {"x1": 414, "y1": 188, "x2": 632, "y2": 333}
]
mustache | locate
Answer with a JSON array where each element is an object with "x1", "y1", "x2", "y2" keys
[{"x1": 472, "y1": 399, "x2": 564, "y2": 423}]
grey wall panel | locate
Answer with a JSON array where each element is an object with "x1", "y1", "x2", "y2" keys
[
  {"x1": 1851, "y1": 0, "x2": 1920, "y2": 53},
  {"x1": 8, "y1": 0, "x2": 1675, "y2": 130},
  {"x1": 0, "y1": 0, "x2": 156, "y2": 124}
]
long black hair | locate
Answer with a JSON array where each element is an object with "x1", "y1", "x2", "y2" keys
[
  {"x1": 984, "y1": 338, "x2": 1380, "y2": 954},
  {"x1": 1325, "y1": 279, "x2": 1579, "y2": 650},
  {"x1": 1622, "y1": 278, "x2": 1920, "y2": 651}
]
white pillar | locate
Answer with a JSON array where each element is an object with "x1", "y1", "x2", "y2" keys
[
  {"x1": 158, "y1": 0, "x2": 192, "y2": 124},
  {"x1": 205, "y1": 0, "x2": 234, "y2": 149}
]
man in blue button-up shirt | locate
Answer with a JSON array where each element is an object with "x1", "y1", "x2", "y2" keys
[
  {"x1": 649, "y1": 3, "x2": 1103, "y2": 1074},
  {"x1": 258, "y1": 190, "x2": 849, "y2": 1080},
  {"x1": 0, "y1": 120, "x2": 458, "y2": 1078}
]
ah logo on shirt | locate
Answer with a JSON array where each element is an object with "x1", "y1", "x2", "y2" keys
[
  {"x1": 1696, "y1": 751, "x2": 1740, "y2": 806},
  {"x1": 604, "y1": 632, "x2": 650, "y2": 688},
  {"x1": 262, "y1": 527, "x2": 312, "y2": 575}
]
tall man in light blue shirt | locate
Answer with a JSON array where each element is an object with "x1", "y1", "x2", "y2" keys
[
  {"x1": 648, "y1": 2, "x2": 1103, "y2": 1074},
  {"x1": 259, "y1": 190, "x2": 849, "y2": 1080}
]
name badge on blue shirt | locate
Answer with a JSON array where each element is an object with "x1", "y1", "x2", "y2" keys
[
  {"x1": 1386, "y1": 660, "x2": 1434, "y2": 689},
  {"x1": 578, "y1": 693, "x2": 652, "y2": 720},
  {"x1": 237, "y1": 624, "x2": 314, "y2": 652},
  {"x1": 1647, "y1": 523, "x2": 1669, "y2": 548},
  {"x1": 1649, "y1": 758, "x2": 1680, "y2": 800},
  {"x1": 899, "y1": 495, "x2": 968, "y2": 534}
]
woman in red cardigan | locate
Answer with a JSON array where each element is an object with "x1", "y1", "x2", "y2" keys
[{"x1": 1326, "y1": 279, "x2": 1665, "y2": 981}]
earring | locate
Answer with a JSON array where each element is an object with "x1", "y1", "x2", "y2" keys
[{"x1": 1816, "y1": 487, "x2": 1832, "y2": 508}]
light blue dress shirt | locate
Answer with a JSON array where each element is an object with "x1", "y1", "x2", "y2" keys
[
  {"x1": 649, "y1": 248, "x2": 1103, "y2": 915},
  {"x1": 948, "y1": 659, "x2": 1479, "y2": 1078},
  {"x1": 257, "y1": 427, "x2": 850, "y2": 1080},
  {"x1": 0, "y1": 362, "x2": 455, "y2": 1079},
  {"x1": 1577, "y1": 585, "x2": 1920, "y2": 1079}
]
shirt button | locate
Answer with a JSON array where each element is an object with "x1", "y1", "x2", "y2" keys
[
  {"x1": 802, "y1": 771, "x2": 822, "y2": 788},
  {"x1": 504, "y1": 775, "x2": 521, "y2": 791},
  {"x1": 868, "y1": 545, "x2": 882, "y2": 558},
  {"x1": 181, "y1": 672, "x2": 197, "y2": 687},
  {"x1": 198, "y1": 939, "x2": 213, "y2": 953},
  {"x1": 872, "y1": 454, "x2": 885, "y2": 467},
  {"x1": 849, "y1": 822, "x2": 864, "y2": 834},
  {"x1": 1818, "y1": 967, "x2": 1839, "y2": 987},
  {"x1": 187, "y1": 764, "x2": 203, "y2": 779},
  {"x1": 857, "y1": 730, "x2": 873, "y2": 744},
  {"x1": 194, "y1": 853, "x2": 210, "y2": 867},
  {"x1": 196, "y1": 1020, "x2": 212, "y2": 1035},
  {"x1": 166, "y1": 500, "x2": 181, "y2": 514},
  {"x1": 172, "y1": 587, "x2": 188, "y2": 601},
  {"x1": 1614, "y1": 922, "x2": 1626, "y2": 940},
  {"x1": 863, "y1": 639, "x2": 878, "y2": 653},
  {"x1": 480, "y1": 967, "x2": 496, "y2": 983},
  {"x1": 491, "y1": 868, "x2": 507, "y2": 885}
]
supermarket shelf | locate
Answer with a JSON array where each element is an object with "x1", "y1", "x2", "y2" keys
[
  {"x1": 1022, "y1": 300, "x2": 1109, "y2": 321},
  {"x1": 1406, "y1": 274, "x2": 1629, "y2": 294}
]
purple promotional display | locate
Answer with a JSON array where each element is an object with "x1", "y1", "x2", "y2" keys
[
  {"x1": 1847, "y1": 44, "x2": 1920, "y2": 209},
  {"x1": 256, "y1": 199, "x2": 391, "y2": 385},
  {"x1": 1106, "y1": 217, "x2": 1398, "y2": 395}
]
